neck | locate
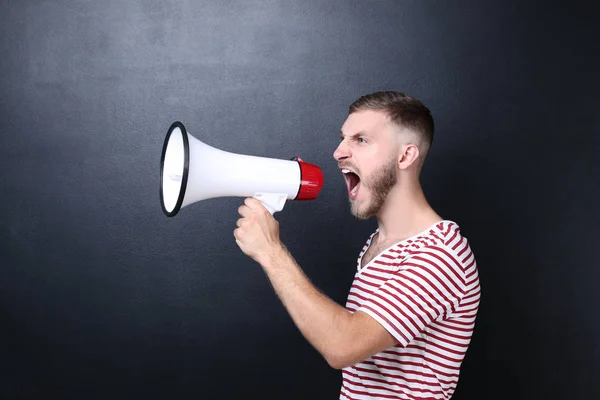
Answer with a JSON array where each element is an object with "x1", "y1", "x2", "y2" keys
[{"x1": 375, "y1": 177, "x2": 442, "y2": 243}]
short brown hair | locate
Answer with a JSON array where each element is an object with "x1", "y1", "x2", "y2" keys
[{"x1": 349, "y1": 91, "x2": 435, "y2": 155}]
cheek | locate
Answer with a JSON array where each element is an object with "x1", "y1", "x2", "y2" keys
[{"x1": 359, "y1": 161, "x2": 376, "y2": 179}]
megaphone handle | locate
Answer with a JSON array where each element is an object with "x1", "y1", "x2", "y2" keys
[{"x1": 253, "y1": 193, "x2": 288, "y2": 215}]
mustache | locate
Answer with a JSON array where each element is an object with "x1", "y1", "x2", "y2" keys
[{"x1": 338, "y1": 163, "x2": 360, "y2": 173}]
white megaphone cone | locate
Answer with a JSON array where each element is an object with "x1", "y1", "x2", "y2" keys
[{"x1": 160, "y1": 121, "x2": 324, "y2": 217}]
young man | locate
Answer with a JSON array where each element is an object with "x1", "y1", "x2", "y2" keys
[{"x1": 234, "y1": 91, "x2": 480, "y2": 399}]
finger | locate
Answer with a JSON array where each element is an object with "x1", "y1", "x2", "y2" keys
[
  {"x1": 238, "y1": 204, "x2": 251, "y2": 217},
  {"x1": 233, "y1": 227, "x2": 242, "y2": 241},
  {"x1": 236, "y1": 218, "x2": 244, "y2": 228},
  {"x1": 247, "y1": 199, "x2": 273, "y2": 217},
  {"x1": 244, "y1": 197, "x2": 262, "y2": 209}
]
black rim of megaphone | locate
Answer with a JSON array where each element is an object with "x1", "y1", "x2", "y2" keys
[{"x1": 160, "y1": 121, "x2": 190, "y2": 217}]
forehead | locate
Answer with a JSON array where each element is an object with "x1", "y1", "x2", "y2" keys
[{"x1": 340, "y1": 109, "x2": 393, "y2": 137}]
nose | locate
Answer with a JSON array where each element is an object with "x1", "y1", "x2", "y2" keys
[{"x1": 333, "y1": 140, "x2": 350, "y2": 162}]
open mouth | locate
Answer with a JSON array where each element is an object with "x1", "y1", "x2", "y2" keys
[{"x1": 341, "y1": 168, "x2": 361, "y2": 200}]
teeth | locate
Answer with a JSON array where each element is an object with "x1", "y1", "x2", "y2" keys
[
  {"x1": 351, "y1": 185, "x2": 358, "y2": 195},
  {"x1": 341, "y1": 169, "x2": 351, "y2": 174}
]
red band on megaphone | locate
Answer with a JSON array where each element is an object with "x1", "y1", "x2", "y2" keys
[{"x1": 296, "y1": 159, "x2": 324, "y2": 200}]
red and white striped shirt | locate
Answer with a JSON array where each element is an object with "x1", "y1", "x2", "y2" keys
[{"x1": 340, "y1": 220, "x2": 480, "y2": 400}]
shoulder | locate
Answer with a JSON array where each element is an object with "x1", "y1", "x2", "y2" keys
[
  {"x1": 419, "y1": 220, "x2": 474, "y2": 261},
  {"x1": 403, "y1": 221, "x2": 476, "y2": 282}
]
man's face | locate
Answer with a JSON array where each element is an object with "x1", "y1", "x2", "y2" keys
[{"x1": 333, "y1": 110, "x2": 398, "y2": 219}]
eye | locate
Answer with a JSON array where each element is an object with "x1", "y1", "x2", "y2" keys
[{"x1": 358, "y1": 137, "x2": 367, "y2": 143}]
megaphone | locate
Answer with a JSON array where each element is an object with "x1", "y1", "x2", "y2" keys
[{"x1": 160, "y1": 121, "x2": 324, "y2": 217}]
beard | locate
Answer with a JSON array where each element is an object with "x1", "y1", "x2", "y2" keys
[{"x1": 350, "y1": 154, "x2": 397, "y2": 219}]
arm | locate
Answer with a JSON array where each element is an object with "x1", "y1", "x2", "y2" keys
[
  {"x1": 234, "y1": 198, "x2": 396, "y2": 369},
  {"x1": 261, "y1": 244, "x2": 396, "y2": 369}
]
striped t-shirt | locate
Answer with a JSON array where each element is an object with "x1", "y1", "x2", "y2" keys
[{"x1": 340, "y1": 220, "x2": 480, "y2": 400}]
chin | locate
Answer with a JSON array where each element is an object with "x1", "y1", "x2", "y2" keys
[{"x1": 349, "y1": 199, "x2": 377, "y2": 220}]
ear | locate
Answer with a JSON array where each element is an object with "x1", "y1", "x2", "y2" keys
[{"x1": 397, "y1": 144, "x2": 420, "y2": 170}]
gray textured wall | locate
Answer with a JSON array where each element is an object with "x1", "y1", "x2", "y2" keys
[{"x1": 1, "y1": 1, "x2": 598, "y2": 399}]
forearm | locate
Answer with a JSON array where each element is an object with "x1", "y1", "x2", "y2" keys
[{"x1": 260, "y1": 245, "x2": 353, "y2": 366}]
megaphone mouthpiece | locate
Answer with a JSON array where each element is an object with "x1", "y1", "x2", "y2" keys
[{"x1": 295, "y1": 158, "x2": 325, "y2": 201}]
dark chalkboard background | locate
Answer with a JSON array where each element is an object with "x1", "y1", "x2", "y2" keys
[{"x1": 1, "y1": 1, "x2": 598, "y2": 399}]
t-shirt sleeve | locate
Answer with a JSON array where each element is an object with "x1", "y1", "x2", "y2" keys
[{"x1": 357, "y1": 246, "x2": 466, "y2": 347}]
